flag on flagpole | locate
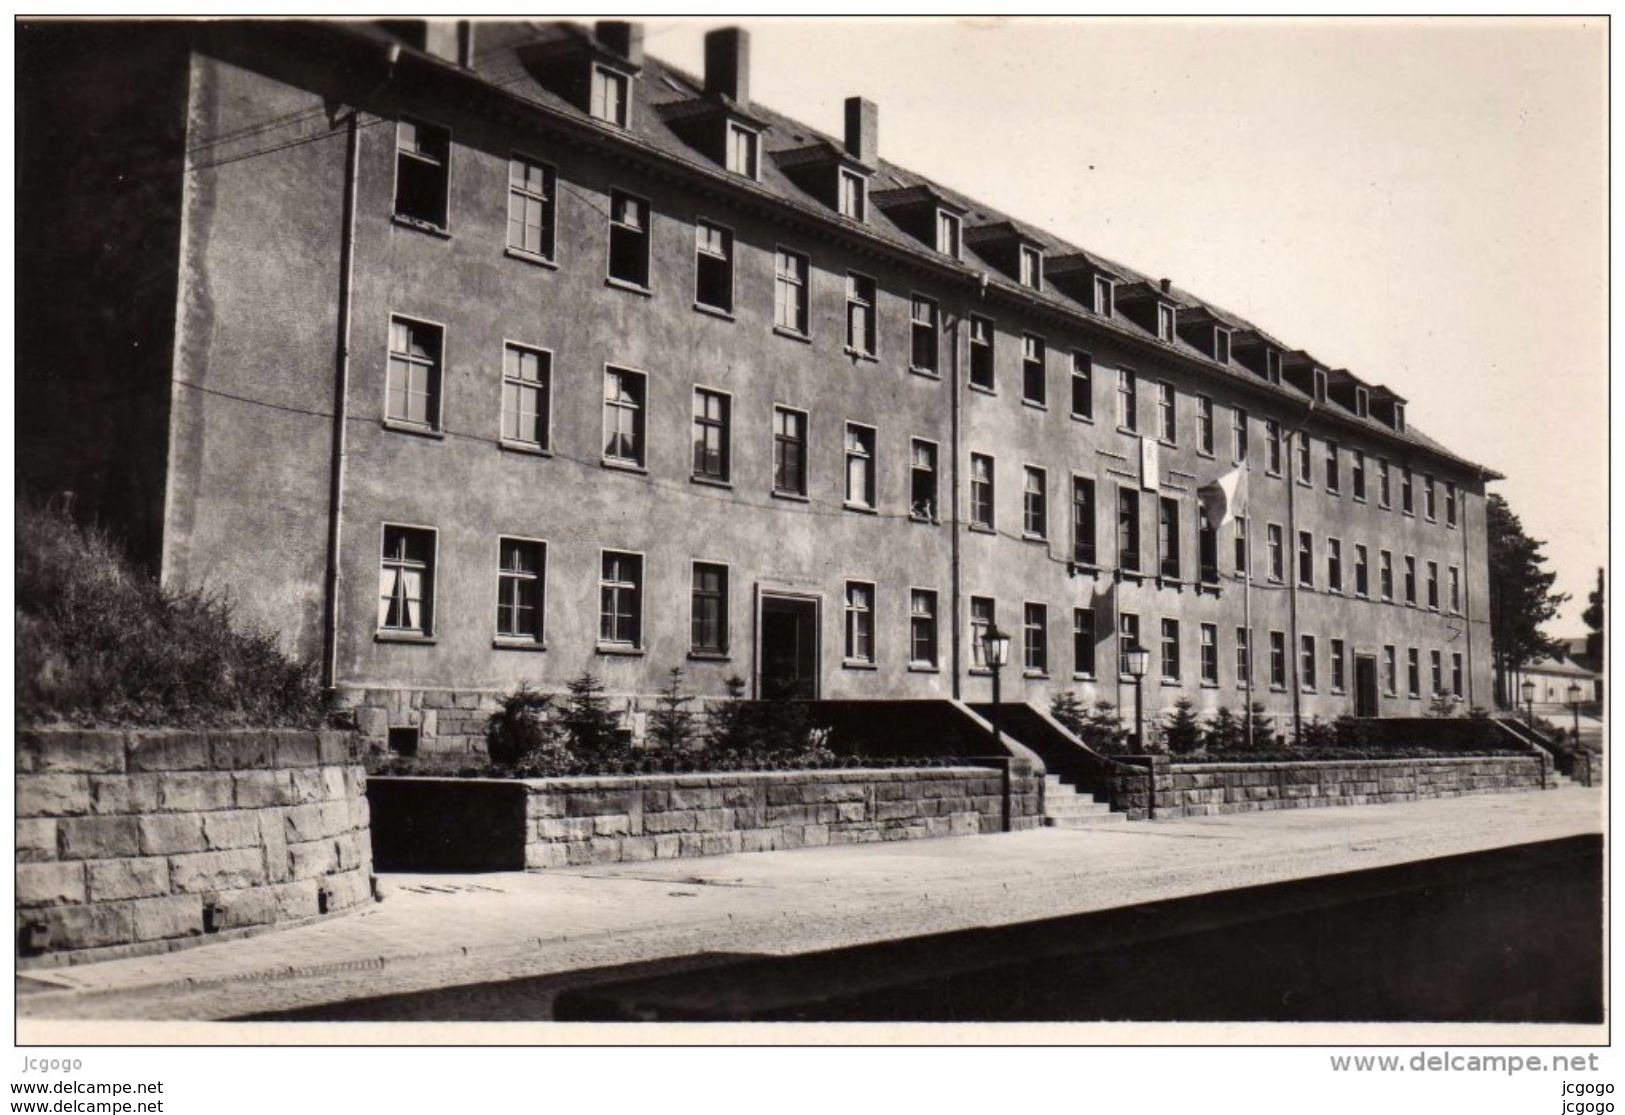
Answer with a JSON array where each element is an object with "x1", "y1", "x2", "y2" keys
[{"x1": 1197, "y1": 465, "x2": 1248, "y2": 529}]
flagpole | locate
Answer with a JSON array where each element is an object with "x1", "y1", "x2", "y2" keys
[{"x1": 1244, "y1": 541, "x2": 1254, "y2": 751}]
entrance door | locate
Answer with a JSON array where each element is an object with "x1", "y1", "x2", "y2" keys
[
  {"x1": 1354, "y1": 655, "x2": 1380, "y2": 717},
  {"x1": 759, "y1": 594, "x2": 819, "y2": 699}
]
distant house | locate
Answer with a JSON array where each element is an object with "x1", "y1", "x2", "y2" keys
[{"x1": 1512, "y1": 655, "x2": 1601, "y2": 706}]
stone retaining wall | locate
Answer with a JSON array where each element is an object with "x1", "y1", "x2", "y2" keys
[
  {"x1": 1570, "y1": 749, "x2": 1604, "y2": 788},
  {"x1": 1102, "y1": 754, "x2": 1547, "y2": 820},
  {"x1": 369, "y1": 765, "x2": 1044, "y2": 872},
  {"x1": 16, "y1": 729, "x2": 373, "y2": 968}
]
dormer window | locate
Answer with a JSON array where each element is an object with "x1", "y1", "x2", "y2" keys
[
  {"x1": 839, "y1": 169, "x2": 866, "y2": 221},
  {"x1": 1093, "y1": 276, "x2": 1113, "y2": 317},
  {"x1": 1393, "y1": 402, "x2": 1406, "y2": 433},
  {"x1": 726, "y1": 122, "x2": 759, "y2": 178},
  {"x1": 1265, "y1": 349, "x2": 1282, "y2": 384},
  {"x1": 1157, "y1": 304, "x2": 1176, "y2": 342},
  {"x1": 1313, "y1": 369, "x2": 1328, "y2": 403},
  {"x1": 590, "y1": 64, "x2": 630, "y2": 127},
  {"x1": 1355, "y1": 387, "x2": 1370, "y2": 418},
  {"x1": 1019, "y1": 245, "x2": 1043, "y2": 290},
  {"x1": 936, "y1": 210, "x2": 961, "y2": 258},
  {"x1": 1214, "y1": 329, "x2": 1232, "y2": 364}
]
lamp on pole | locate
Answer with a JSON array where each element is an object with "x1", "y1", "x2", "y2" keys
[
  {"x1": 1568, "y1": 681, "x2": 1583, "y2": 742},
  {"x1": 1124, "y1": 642, "x2": 1151, "y2": 753},
  {"x1": 982, "y1": 624, "x2": 1012, "y2": 750},
  {"x1": 1520, "y1": 677, "x2": 1537, "y2": 731}
]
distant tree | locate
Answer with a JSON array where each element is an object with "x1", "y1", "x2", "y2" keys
[
  {"x1": 1162, "y1": 698, "x2": 1204, "y2": 754},
  {"x1": 1204, "y1": 706, "x2": 1245, "y2": 752},
  {"x1": 648, "y1": 667, "x2": 696, "y2": 752},
  {"x1": 1050, "y1": 693, "x2": 1087, "y2": 736},
  {"x1": 1583, "y1": 567, "x2": 1604, "y2": 665},
  {"x1": 1485, "y1": 493, "x2": 1567, "y2": 705}
]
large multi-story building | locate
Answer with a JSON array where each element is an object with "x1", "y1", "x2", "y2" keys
[{"x1": 18, "y1": 19, "x2": 1500, "y2": 752}]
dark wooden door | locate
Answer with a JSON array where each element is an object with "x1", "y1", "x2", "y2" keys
[
  {"x1": 1354, "y1": 656, "x2": 1380, "y2": 717},
  {"x1": 760, "y1": 595, "x2": 818, "y2": 699}
]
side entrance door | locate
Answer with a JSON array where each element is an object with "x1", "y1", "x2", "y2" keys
[
  {"x1": 1354, "y1": 655, "x2": 1380, "y2": 717},
  {"x1": 758, "y1": 593, "x2": 819, "y2": 699}
]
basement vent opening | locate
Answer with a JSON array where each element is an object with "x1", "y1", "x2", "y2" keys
[{"x1": 388, "y1": 726, "x2": 420, "y2": 757}]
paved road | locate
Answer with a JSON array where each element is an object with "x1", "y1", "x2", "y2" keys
[{"x1": 18, "y1": 787, "x2": 1604, "y2": 1025}]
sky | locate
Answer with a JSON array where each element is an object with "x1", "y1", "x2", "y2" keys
[{"x1": 648, "y1": 16, "x2": 1607, "y2": 633}]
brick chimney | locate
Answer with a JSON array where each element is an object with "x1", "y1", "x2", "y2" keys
[
  {"x1": 595, "y1": 21, "x2": 644, "y2": 66},
  {"x1": 845, "y1": 97, "x2": 877, "y2": 165},
  {"x1": 704, "y1": 27, "x2": 750, "y2": 104}
]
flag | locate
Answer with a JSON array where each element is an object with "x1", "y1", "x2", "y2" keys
[{"x1": 1198, "y1": 465, "x2": 1248, "y2": 529}]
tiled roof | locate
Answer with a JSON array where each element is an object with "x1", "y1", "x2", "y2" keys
[{"x1": 418, "y1": 21, "x2": 1499, "y2": 479}]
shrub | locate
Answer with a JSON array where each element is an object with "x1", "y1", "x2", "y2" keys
[
  {"x1": 1426, "y1": 692, "x2": 1460, "y2": 718},
  {"x1": 1296, "y1": 716, "x2": 1338, "y2": 748},
  {"x1": 1332, "y1": 714, "x2": 1371, "y2": 747},
  {"x1": 483, "y1": 684, "x2": 560, "y2": 767},
  {"x1": 1050, "y1": 693, "x2": 1087, "y2": 736},
  {"x1": 16, "y1": 495, "x2": 324, "y2": 728},
  {"x1": 1162, "y1": 698, "x2": 1204, "y2": 754},
  {"x1": 1204, "y1": 706, "x2": 1245, "y2": 752},
  {"x1": 648, "y1": 667, "x2": 696, "y2": 752},
  {"x1": 1075, "y1": 700, "x2": 1133, "y2": 754},
  {"x1": 705, "y1": 675, "x2": 754, "y2": 752},
  {"x1": 557, "y1": 671, "x2": 622, "y2": 758},
  {"x1": 1246, "y1": 702, "x2": 1276, "y2": 749}
]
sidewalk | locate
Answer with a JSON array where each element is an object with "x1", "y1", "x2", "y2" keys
[{"x1": 18, "y1": 787, "x2": 1603, "y2": 1023}]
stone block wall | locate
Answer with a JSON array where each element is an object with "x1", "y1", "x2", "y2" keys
[
  {"x1": 1570, "y1": 749, "x2": 1604, "y2": 788},
  {"x1": 370, "y1": 765, "x2": 1044, "y2": 872},
  {"x1": 16, "y1": 728, "x2": 373, "y2": 968}
]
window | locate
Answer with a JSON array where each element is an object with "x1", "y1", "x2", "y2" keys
[
  {"x1": 1200, "y1": 515, "x2": 1219, "y2": 585},
  {"x1": 1401, "y1": 465, "x2": 1415, "y2": 515},
  {"x1": 1072, "y1": 477, "x2": 1096, "y2": 565},
  {"x1": 1326, "y1": 538, "x2": 1342, "y2": 593},
  {"x1": 773, "y1": 249, "x2": 809, "y2": 335},
  {"x1": 845, "y1": 272, "x2": 877, "y2": 356},
  {"x1": 1161, "y1": 618, "x2": 1181, "y2": 681},
  {"x1": 1158, "y1": 498, "x2": 1181, "y2": 580},
  {"x1": 1157, "y1": 303, "x2": 1176, "y2": 341},
  {"x1": 692, "y1": 388, "x2": 730, "y2": 482},
  {"x1": 1118, "y1": 613, "x2": 1140, "y2": 678},
  {"x1": 1313, "y1": 369, "x2": 1328, "y2": 404},
  {"x1": 1449, "y1": 566, "x2": 1461, "y2": 613},
  {"x1": 1426, "y1": 561, "x2": 1439, "y2": 610},
  {"x1": 970, "y1": 597, "x2": 995, "y2": 670},
  {"x1": 845, "y1": 423, "x2": 877, "y2": 509},
  {"x1": 1214, "y1": 329, "x2": 1231, "y2": 364},
  {"x1": 602, "y1": 367, "x2": 646, "y2": 467},
  {"x1": 1267, "y1": 523, "x2": 1284, "y2": 582},
  {"x1": 1352, "y1": 450, "x2": 1367, "y2": 501},
  {"x1": 599, "y1": 551, "x2": 643, "y2": 648},
  {"x1": 507, "y1": 156, "x2": 555, "y2": 259},
  {"x1": 1295, "y1": 432, "x2": 1311, "y2": 485},
  {"x1": 1266, "y1": 419, "x2": 1282, "y2": 475},
  {"x1": 1380, "y1": 550, "x2": 1394, "y2": 601},
  {"x1": 911, "y1": 296, "x2": 940, "y2": 373},
  {"x1": 1235, "y1": 627, "x2": 1251, "y2": 685},
  {"x1": 1451, "y1": 653, "x2": 1463, "y2": 697},
  {"x1": 1023, "y1": 466, "x2": 1047, "y2": 538},
  {"x1": 909, "y1": 439, "x2": 938, "y2": 521},
  {"x1": 1269, "y1": 631, "x2": 1286, "y2": 689},
  {"x1": 1019, "y1": 245, "x2": 1043, "y2": 290},
  {"x1": 379, "y1": 526, "x2": 434, "y2": 636},
  {"x1": 1158, "y1": 382, "x2": 1177, "y2": 444},
  {"x1": 1325, "y1": 441, "x2": 1339, "y2": 493},
  {"x1": 773, "y1": 407, "x2": 808, "y2": 496},
  {"x1": 1430, "y1": 650, "x2": 1443, "y2": 696},
  {"x1": 1232, "y1": 407, "x2": 1249, "y2": 463},
  {"x1": 1355, "y1": 544, "x2": 1370, "y2": 597},
  {"x1": 969, "y1": 316, "x2": 995, "y2": 391},
  {"x1": 970, "y1": 453, "x2": 995, "y2": 529},
  {"x1": 1403, "y1": 555, "x2": 1417, "y2": 605},
  {"x1": 1200, "y1": 623, "x2": 1218, "y2": 684},
  {"x1": 590, "y1": 65, "x2": 629, "y2": 126},
  {"x1": 1093, "y1": 276, "x2": 1113, "y2": 316},
  {"x1": 1265, "y1": 348, "x2": 1282, "y2": 384},
  {"x1": 1423, "y1": 474, "x2": 1437, "y2": 521},
  {"x1": 1074, "y1": 608, "x2": 1096, "y2": 678},
  {"x1": 1330, "y1": 639, "x2": 1346, "y2": 692},
  {"x1": 1383, "y1": 646, "x2": 1397, "y2": 695},
  {"x1": 1378, "y1": 458, "x2": 1392, "y2": 508},
  {"x1": 496, "y1": 538, "x2": 545, "y2": 643},
  {"x1": 838, "y1": 169, "x2": 866, "y2": 220},
  {"x1": 500, "y1": 344, "x2": 550, "y2": 449},
  {"x1": 1297, "y1": 530, "x2": 1313, "y2": 587},
  {"x1": 725, "y1": 122, "x2": 758, "y2": 178},
  {"x1": 1407, "y1": 648, "x2": 1420, "y2": 698},
  {"x1": 1024, "y1": 603, "x2": 1048, "y2": 673},
  {"x1": 386, "y1": 317, "x2": 442, "y2": 430},
  {"x1": 394, "y1": 117, "x2": 449, "y2": 229},
  {"x1": 1234, "y1": 516, "x2": 1249, "y2": 579},
  {"x1": 1197, "y1": 396, "x2": 1214, "y2": 455},
  {"x1": 1300, "y1": 635, "x2": 1317, "y2": 691},
  {"x1": 691, "y1": 562, "x2": 728, "y2": 655},
  {"x1": 1118, "y1": 487, "x2": 1141, "y2": 573},
  {"x1": 607, "y1": 191, "x2": 650, "y2": 288},
  {"x1": 1070, "y1": 352, "x2": 1093, "y2": 420},
  {"x1": 1394, "y1": 402, "x2": 1406, "y2": 433},
  {"x1": 1117, "y1": 370, "x2": 1138, "y2": 431},
  {"x1": 1021, "y1": 335, "x2": 1047, "y2": 405},
  {"x1": 694, "y1": 220, "x2": 734, "y2": 313},
  {"x1": 1355, "y1": 386, "x2": 1370, "y2": 418},
  {"x1": 936, "y1": 210, "x2": 961, "y2": 258},
  {"x1": 1446, "y1": 482, "x2": 1459, "y2": 527},
  {"x1": 844, "y1": 581, "x2": 875, "y2": 663},
  {"x1": 910, "y1": 590, "x2": 939, "y2": 667}
]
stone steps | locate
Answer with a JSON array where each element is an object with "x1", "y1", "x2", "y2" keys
[{"x1": 1042, "y1": 775, "x2": 1127, "y2": 828}]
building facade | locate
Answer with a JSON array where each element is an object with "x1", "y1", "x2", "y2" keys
[{"x1": 18, "y1": 20, "x2": 1500, "y2": 751}]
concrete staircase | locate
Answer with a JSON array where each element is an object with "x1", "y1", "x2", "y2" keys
[{"x1": 1043, "y1": 774, "x2": 1126, "y2": 828}]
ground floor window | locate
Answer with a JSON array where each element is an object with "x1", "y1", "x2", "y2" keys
[
  {"x1": 691, "y1": 562, "x2": 728, "y2": 654},
  {"x1": 910, "y1": 589, "x2": 938, "y2": 668},
  {"x1": 845, "y1": 581, "x2": 875, "y2": 663},
  {"x1": 379, "y1": 525, "x2": 434, "y2": 636},
  {"x1": 600, "y1": 551, "x2": 643, "y2": 648},
  {"x1": 496, "y1": 537, "x2": 545, "y2": 642}
]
